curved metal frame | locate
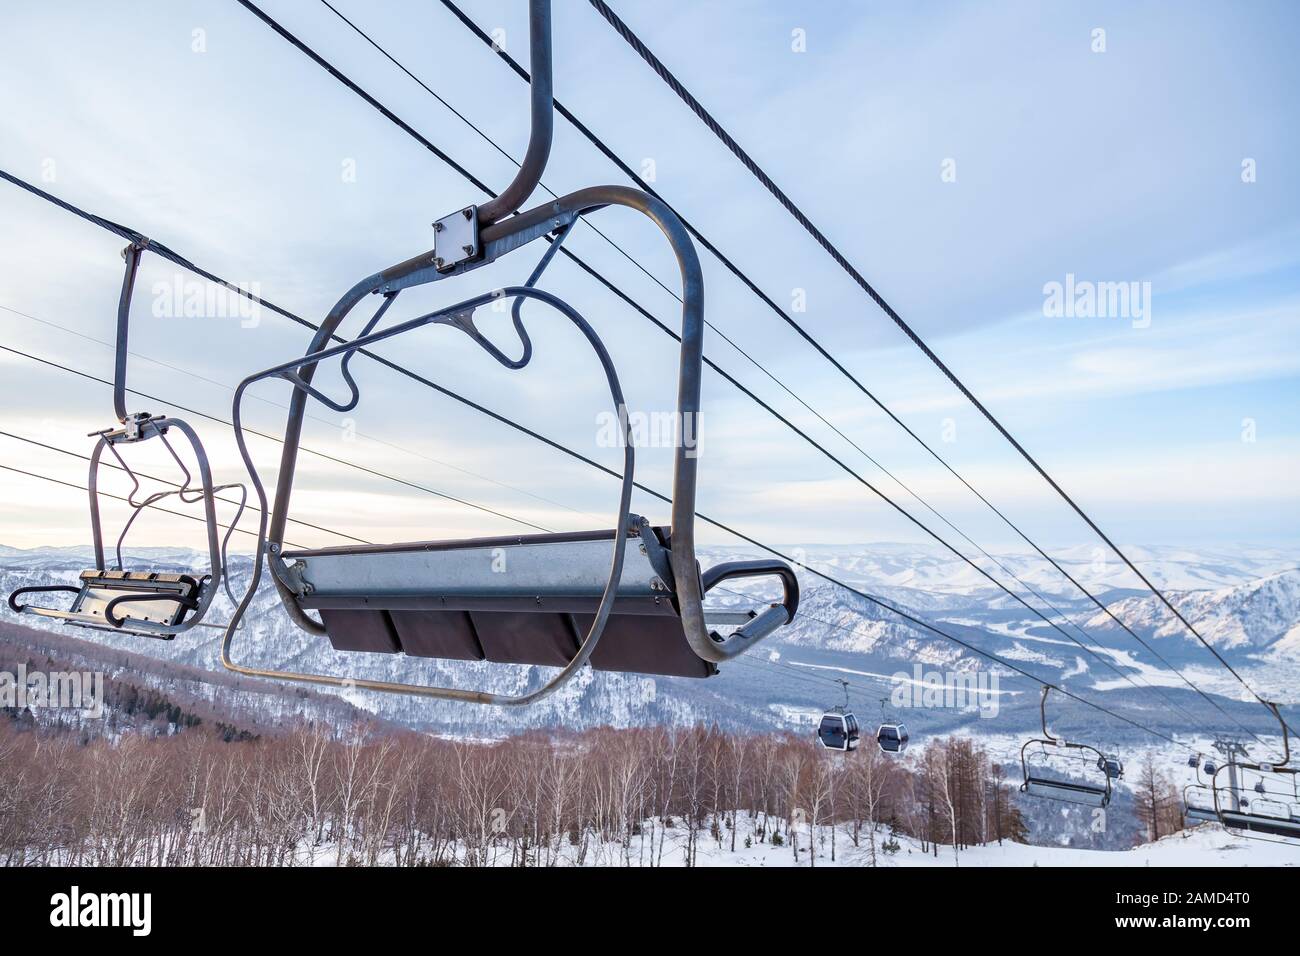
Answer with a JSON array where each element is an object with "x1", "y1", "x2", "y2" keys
[
  {"x1": 1260, "y1": 701, "x2": 1292, "y2": 771},
  {"x1": 219, "y1": 0, "x2": 795, "y2": 702},
  {"x1": 113, "y1": 241, "x2": 147, "y2": 422},
  {"x1": 476, "y1": 0, "x2": 553, "y2": 227},
  {"x1": 700, "y1": 558, "x2": 799, "y2": 647},
  {"x1": 251, "y1": 186, "x2": 747, "y2": 669},
  {"x1": 220, "y1": 286, "x2": 637, "y2": 706}
]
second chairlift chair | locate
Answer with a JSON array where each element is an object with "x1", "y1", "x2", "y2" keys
[
  {"x1": 220, "y1": 0, "x2": 800, "y2": 704},
  {"x1": 7, "y1": 241, "x2": 249, "y2": 637}
]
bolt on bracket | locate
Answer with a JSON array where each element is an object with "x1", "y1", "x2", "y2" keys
[{"x1": 432, "y1": 206, "x2": 481, "y2": 272}]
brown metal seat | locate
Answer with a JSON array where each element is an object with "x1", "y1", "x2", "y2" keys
[
  {"x1": 282, "y1": 527, "x2": 796, "y2": 679},
  {"x1": 314, "y1": 605, "x2": 717, "y2": 678}
]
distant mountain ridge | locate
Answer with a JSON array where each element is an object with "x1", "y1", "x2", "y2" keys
[
  {"x1": 1088, "y1": 568, "x2": 1300, "y2": 656},
  {"x1": 2, "y1": 543, "x2": 1297, "y2": 740}
]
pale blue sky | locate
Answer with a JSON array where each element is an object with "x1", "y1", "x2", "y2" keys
[{"x1": 0, "y1": 0, "x2": 1297, "y2": 556}]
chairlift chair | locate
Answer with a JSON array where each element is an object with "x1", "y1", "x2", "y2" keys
[
  {"x1": 1208, "y1": 707, "x2": 1300, "y2": 840},
  {"x1": 6, "y1": 242, "x2": 248, "y2": 638},
  {"x1": 218, "y1": 0, "x2": 800, "y2": 705},
  {"x1": 817, "y1": 680, "x2": 859, "y2": 752},
  {"x1": 1018, "y1": 687, "x2": 1113, "y2": 808}
]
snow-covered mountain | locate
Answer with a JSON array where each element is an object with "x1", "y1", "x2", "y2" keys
[
  {"x1": 1087, "y1": 569, "x2": 1300, "y2": 655},
  {"x1": 786, "y1": 542, "x2": 1300, "y2": 601},
  {"x1": 2, "y1": 543, "x2": 1297, "y2": 741}
]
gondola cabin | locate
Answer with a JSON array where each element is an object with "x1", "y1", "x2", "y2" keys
[
  {"x1": 877, "y1": 722, "x2": 908, "y2": 754},
  {"x1": 817, "y1": 711, "x2": 859, "y2": 752}
]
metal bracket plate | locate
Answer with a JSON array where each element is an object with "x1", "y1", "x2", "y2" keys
[
  {"x1": 94, "y1": 411, "x2": 166, "y2": 444},
  {"x1": 433, "y1": 206, "x2": 480, "y2": 272},
  {"x1": 268, "y1": 543, "x2": 314, "y2": 597}
]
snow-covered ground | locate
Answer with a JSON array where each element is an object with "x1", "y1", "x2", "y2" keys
[
  {"x1": 687, "y1": 824, "x2": 1298, "y2": 868},
  {"x1": 22, "y1": 818, "x2": 1296, "y2": 868},
  {"x1": 288, "y1": 816, "x2": 1299, "y2": 867}
]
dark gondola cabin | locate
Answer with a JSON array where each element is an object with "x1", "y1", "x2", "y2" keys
[
  {"x1": 817, "y1": 711, "x2": 859, "y2": 752},
  {"x1": 877, "y1": 722, "x2": 908, "y2": 754}
]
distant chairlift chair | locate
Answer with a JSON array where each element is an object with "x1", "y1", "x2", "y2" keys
[
  {"x1": 1018, "y1": 687, "x2": 1113, "y2": 808},
  {"x1": 218, "y1": 0, "x2": 800, "y2": 705},
  {"x1": 1210, "y1": 711, "x2": 1300, "y2": 839},
  {"x1": 6, "y1": 242, "x2": 248, "y2": 638}
]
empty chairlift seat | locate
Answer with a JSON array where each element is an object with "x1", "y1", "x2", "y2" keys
[
  {"x1": 10, "y1": 570, "x2": 203, "y2": 635},
  {"x1": 5, "y1": 414, "x2": 240, "y2": 640},
  {"x1": 279, "y1": 526, "x2": 799, "y2": 680},
  {"x1": 1184, "y1": 804, "x2": 1221, "y2": 825},
  {"x1": 1217, "y1": 808, "x2": 1300, "y2": 839},
  {"x1": 1021, "y1": 771, "x2": 1111, "y2": 808},
  {"x1": 1210, "y1": 757, "x2": 1300, "y2": 839},
  {"x1": 5, "y1": 243, "x2": 246, "y2": 641},
  {"x1": 1017, "y1": 686, "x2": 1113, "y2": 808}
]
